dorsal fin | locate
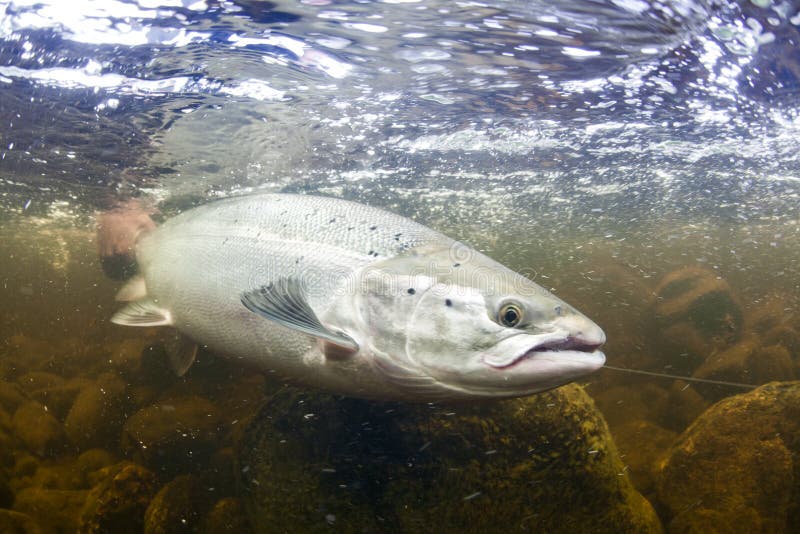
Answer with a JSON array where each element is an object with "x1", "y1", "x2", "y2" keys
[{"x1": 240, "y1": 278, "x2": 358, "y2": 354}]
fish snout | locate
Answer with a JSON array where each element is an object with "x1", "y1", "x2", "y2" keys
[{"x1": 554, "y1": 316, "x2": 606, "y2": 352}]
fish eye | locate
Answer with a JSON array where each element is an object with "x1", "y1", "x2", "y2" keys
[{"x1": 498, "y1": 302, "x2": 523, "y2": 327}]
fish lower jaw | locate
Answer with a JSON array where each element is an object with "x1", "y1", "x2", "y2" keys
[
  {"x1": 486, "y1": 348, "x2": 606, "y2": 371},
  {"x1": 482, "y1": 333, "x2": 605, "y2": 370}
]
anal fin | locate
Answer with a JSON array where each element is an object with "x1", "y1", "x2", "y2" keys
[
  {"x1": 164, "y1": 331, "x2": 198, "y2": 377},
  {"x1": 111, "y1": 299, "x2": 172, "y2": 327}
]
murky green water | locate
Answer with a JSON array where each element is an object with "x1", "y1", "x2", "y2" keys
[{"x1": 1, "y1": 0, "x2": 800, "y2": 532}]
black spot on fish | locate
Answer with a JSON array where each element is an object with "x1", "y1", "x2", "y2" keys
[
  {"x1": 555, "y1": 306, "x2": 563, "y2": 316},
  {"x1": 370, "y1": 225, "x2": 377, "y2": 230},
  {"x1": 368, "y1": 250, "x2": 374, "y2": 256},
  {"x1": 407, "y1": 288, "x2": 416, "y2": 295},
  {"x1": 445, "y1": 299, "x2": 453, "y2": 307},
  {"x1": 330, "y1": 218, "x2": 336, "y2": 223},
  {"x1": 348, "y1": 227, "x2": 354, "y2": 231},
  {"x1": 453, "y1": 263, "x2": 461, "y2": 267}
]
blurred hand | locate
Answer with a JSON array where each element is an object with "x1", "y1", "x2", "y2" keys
[{"x1": 96, "y1": 200, "x2": 156, "y2": 279}]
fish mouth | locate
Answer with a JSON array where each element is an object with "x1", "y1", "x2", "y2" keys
[{"x1": 482, "y1": 332, "x2": 605, "y2": 370}]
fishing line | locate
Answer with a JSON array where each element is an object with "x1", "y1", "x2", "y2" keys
[{"x1": 602, "y1": 365, "x2": 757, "y2": 389}]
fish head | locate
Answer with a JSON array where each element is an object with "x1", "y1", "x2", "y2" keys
[{"x1": 355, "y1": 243, "x2": 605, "y2": 399}]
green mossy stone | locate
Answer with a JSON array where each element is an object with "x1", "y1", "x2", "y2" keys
[
  {"x1": 16, "y1": 372, "x2": 64, "y2": 392},
  {"x1": 0, "y1": 427, "x2": 16, "y2": 468},
  {"x1": 237, "y1": 384, "x2": 662, "y2": 533},
  {"x1": 652, "y1": 267, "x2": 743, "y2": 375},
  {"x1": 657, "y1": 381, "x2": 800, "y2": 532},
  {"x1": 0, "y1": 380, "x2": 27, "y2": 413},
  {"x1": 12, "y1": 401, "x2": 66, "y2": 457},
  {"x1": 76, "y1": 448, "x2": 118, "y2": 486},
  {"x1": 64, "y1": 373, "x2": 127, "y2": 450},
  {"x1": 200, "y1": 497, "x2": 252, "y2": 534},
  {"x1": 78, "y1": 461, "x2": 159, "y2": 534},
  {"x1": 120, "y1": 396, "x2": 221, "y2": 475},
  {"x1": 0, "y1": 468, "x2": 13, "y2": 508},
  {"x1": 3, "y1": 335, "x2": 59, "y2": 378},
  {"x1": 30, "y1": 377, "x2": 92, "y2": 422},
  {"x1": 13, "y1": 487, "x2": 88, "y2": 533},
  {"x1": 143, "y1": 474, "x2": 210, "y2": 534},
  {"x1": 0, "y1": 509, "x2": 51, "y2": 534}
]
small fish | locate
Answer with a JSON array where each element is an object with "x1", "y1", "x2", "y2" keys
[{"x1": 111, "y1": 193, "x2": 605, "y2": 401}]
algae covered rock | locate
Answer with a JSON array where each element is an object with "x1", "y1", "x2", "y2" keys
[
  {"x1": 0, "y1": 509, "x2": 51, "y2": 534},
  {"x1": 143, "y1": 474, "x2": 210, "y2": 534},
  {"x1": 237, "y1": 385, "x2": 662, "y2": 533},
  {"x1": 121, "y1": 396, "x2": 221, "y2": 474},
  {"x1": 652, "y1": 266, "x2": 743, "y2": 374},
  {"x1": 201, "y1": 497, "x2": 251, "y2": 534},
  {"x1": 0, "y1": 468, "x2": 12, "y2": 508},
  {"x1": 656, "y1": 381, "x2": 800, "y2": 532},
  {"x1": 692, "y1": 336, "x2": 796, "y2": 399},
  {"x1": 64, "y1": 373, "x2": 127, "y2": 450},
  {"x1": 12, "y1": 401, "x2": 66, "y2": 456},
  {"x1": 30, "y1": 377, "x2": 91, "y2": 421},
  {"x1": 0, "y1": 380, "x2": 27, "y2": 413},
  {"x1": 13, "y1": 487, "x2": 88, "y2": 532},
  {"x1": 78, "y1": 461, "x2": 159, "y2": 534}
]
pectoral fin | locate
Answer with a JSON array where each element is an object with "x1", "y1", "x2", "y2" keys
[
  {"x1": 241, "y1": 278, "x2": 358, "y2": 354},
  {"x1": 111, "y1": 299, "x2": 172, "y2": 327}
]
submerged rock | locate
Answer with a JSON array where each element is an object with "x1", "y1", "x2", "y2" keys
[
  {"x1": 31, "y1": 377, "x2": 92, "y2": 422},
  {"x1": 662, "y1": 381, "x2": 710, "y2": 431},
  {"x1": 12, "y1": 401, "x2": 66, "y2": 456},
  {"x1": 201, "y1": 497, "x2": 251, "y2": 534},
  {"x1": 76, "y1": 449, "x2": 118, "y2": 487},
  {"x1": 3, "y1": 335, "x2": 59, "y2": 377},
  {"x1": 0, "y1": 427, "x2": 15, "y2": 469},
  {"x1": 144, "y1": 474, "x2": 210, "y2": 534},
  {"x1": 0, "y1": 468, "x2": 12, "y2": 508},
  {"x1": 692, "y1": 336, "x2": 796, "y2": 399},
  {"x1": 0, "y1": 509, "x2": 51, "y2": 534},
  {"x1": 652, "y1": 266, "x2": 743, "y2": 374},
  {"x1": 16, "y1": 372, "x2": 64, "y2": 392},
  {"x1": 78, "y1": 461, "x2": 159, "y2": 534},
  {"x1": 13, "y1": 487, "x2": 88, "y2": 532},
  {"x1": 121, "y1": 396, "x2": 221, "y2": 474},
  {"x1": 656, "y1": 381, "x2": 800, "y2": 532},
  {"x1": 0, "y1": 380, "x2": 27, "y2": 413},
  {"x1": 610, "y1": 420, "x2": 677, "y2": 498},
  {"x1": 64, "y1": 373, "x2": 127, "y2": 450},
  {"x1": 237, "y1": 385, "x2": 662, "y2": 533}
]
